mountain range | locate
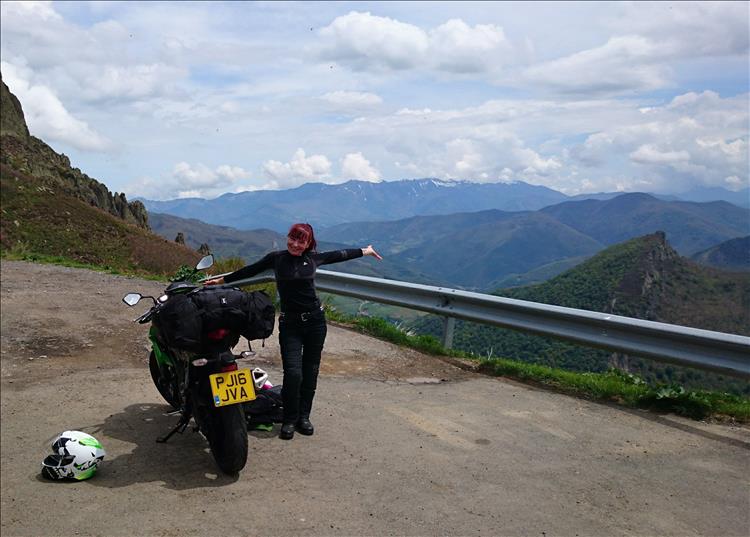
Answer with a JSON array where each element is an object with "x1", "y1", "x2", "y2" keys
[
  {"x1": 149, "y1": 191, "x2": 749, "y2": 291},
  {"x1": 539, "y1": 193, "x2": 750, "y2": 256},
  {"x1": 148, "y1": 212, "x2": 440, "y2": 284},
  {"x1": 141, "y1": 179, "x2": 569, "y2": 232},
  {"x1": 140, "y1": 180, "x2": 748, "y2": 234}
]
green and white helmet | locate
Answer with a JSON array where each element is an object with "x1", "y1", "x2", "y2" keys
[{"x1": 41, "y1": 431, "x2": 106, "y2": 481}]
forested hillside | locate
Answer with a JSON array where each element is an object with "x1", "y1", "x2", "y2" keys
[
  {"x1": 410, "y1": 233, "x2": 750, "y2": 393},
  {"x1": 691, "y1": 236, "x2": 750, "y2": 272},
  {"x1": 540, "y1": 193, "x2": 749, "y2": 256}
]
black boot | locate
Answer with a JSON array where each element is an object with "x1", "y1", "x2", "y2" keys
[
  {"x1": 296, "y1": 418, "x2": 314, "y2": 436},
  {"x1": 279, "y1": 422, "x2": 295, "y2": 440}
]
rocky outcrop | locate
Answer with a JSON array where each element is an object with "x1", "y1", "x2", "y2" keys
[
  {"x1": 0, "y1": 73, "x2": 149, "y2": 230},
  {"x1": 611, "y1": 232, "x2": 678, "y2": 320},
  {"x1": 0, "y1": 74, "x2": 29, "y2": 140}
]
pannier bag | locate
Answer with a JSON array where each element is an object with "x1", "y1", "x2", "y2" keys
[
  {"x1": 191, "y1": 286, "x2": 248, "y2": 333},
  {"x1": 242, "y1": 290, "x2": 275, "y2": 341},
  {"x1": 154, "y1": 286, "x2": 276, "y2": 352},
  {"x1": 153, "y1": 293, "x2": 203, "y2": 351}
]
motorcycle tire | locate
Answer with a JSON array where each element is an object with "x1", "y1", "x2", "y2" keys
[
  {"x1": 148, "y1": 351, "x2": 181, "y2": 410},
  {"x1": 204, "y1": 403, "x2": 248, "y2": 474}
]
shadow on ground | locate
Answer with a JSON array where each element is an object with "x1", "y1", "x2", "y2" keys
[{"x1": 76, "y1": 403, "x2": 279, "y2": 490}]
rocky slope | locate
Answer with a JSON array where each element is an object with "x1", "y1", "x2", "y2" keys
[{"x1": 0, "y1": 73, "x2": 148, "y2": 229}]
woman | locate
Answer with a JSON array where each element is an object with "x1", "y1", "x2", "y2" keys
[{"x1": 205, "y1": 223, "x2": 382, "y2": 440}]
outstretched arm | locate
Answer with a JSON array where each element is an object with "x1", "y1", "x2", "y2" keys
[
  {"x1": 313, "y1": 246, "x2": 383, "y2": 266},
  {"x1": 204, "y1": 252, "x2": 275, "y2": 285}
]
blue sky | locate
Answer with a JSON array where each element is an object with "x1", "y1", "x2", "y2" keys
[{"x1": 1, "y1": 1, "x2": 748, "y2": 200}]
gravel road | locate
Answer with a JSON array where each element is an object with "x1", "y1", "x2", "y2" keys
[{"x1": 1, "y1": 260, "x2": 748, "y2": 537}]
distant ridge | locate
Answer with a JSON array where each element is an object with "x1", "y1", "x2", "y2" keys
[
  {"x1": 540, "y1": 193, "x2": 749, "y2": 255},
  {"x1": 691, "y1": 236, "x2": 750, "y2": 271},
  {"x1": 148, "y1": 211, "x2": 441, "y2": 284},
  {"x1": 141, "y1": 179, "x2": 568, "y2": 232}
]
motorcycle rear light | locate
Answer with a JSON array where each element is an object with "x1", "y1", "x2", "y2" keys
[
  {"x1": 207, "y1": 328, "x2": 230, "y2": 340},
  {"x1": 220, "y1": 363, "x2": 238, "y2": 373},
  {"x1": 191, "y1": 358, "x2": 208, "y2": 366}
]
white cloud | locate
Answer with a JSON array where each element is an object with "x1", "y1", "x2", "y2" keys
[
  {"x1": 127, "y1": 162, "x2": 252, "y2": 199},
  {"x1": 629, "y1": 145, "x2": 691, "y2": 165},
  {"x1": 612, "y1": 2, "x2": 749, "y2": 58},
  {"x1": 429, "y1": 19, "x2": 511, "y2": 73},
  {"x1": 574, "y1": 91, "x2": 749, "y2": 192},
  {"x1": 321, "y1": 90, "x2": 382, "y2": 107},
  {"x1": 263, "y1": 149, "x2": 332, "y2": 189},
  {"x1": 341, "y1": 152, "x2": 381, "y2": 182},
  {"x1": 318, "y1": 11, "x2": 511, "y2": 74},
  {"x1": 1, "y1": 60, "x2": 110, "y2": 151},
  {"x1": 2, "y1": 1, "x2": 61, "y2": 22},
  {"x1": 319, "y1": 11, "x2": 428, "y2": 70},
  {"x1": 523, "y1": 35, "x2": 668, "y2": 95},
  {"x1": 522, "y1": 2, "x2": 749, "y2": 96},
  {"x1": 80, "y1": 63, "x2": 187, "y2": 101}
]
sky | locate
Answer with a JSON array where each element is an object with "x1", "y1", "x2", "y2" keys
[{"x1": 1, "y1": 1, "x2": 748, "y2": 200}]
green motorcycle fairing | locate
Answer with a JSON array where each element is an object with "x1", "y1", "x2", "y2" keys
[{"x1": 149, "y1": 327, "x2": 175, "y2": 368}]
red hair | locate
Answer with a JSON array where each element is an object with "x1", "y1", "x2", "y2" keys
[{"x1": 288, "y1": 223, "x2": 317, "y2": 252}]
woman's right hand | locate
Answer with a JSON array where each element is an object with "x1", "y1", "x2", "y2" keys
[{"x1": 203, "y1": 276, "x2": 225, "y2": 286}]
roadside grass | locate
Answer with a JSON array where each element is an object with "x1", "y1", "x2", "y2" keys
[
  {"x1": 324, "y1": 306, "x2": 750, "y2": 423},
  {"x1": 1, "y1": 248, "x2": 167, "y2": 281}
]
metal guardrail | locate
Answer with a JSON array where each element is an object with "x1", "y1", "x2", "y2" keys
[{"x1": 221, "y1": 270, "x2": 750, "y2": 379}]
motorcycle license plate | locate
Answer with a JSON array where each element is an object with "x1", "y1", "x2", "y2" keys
[{"x1": 209, "y1": 369, "x2": 256, "y2": 407}]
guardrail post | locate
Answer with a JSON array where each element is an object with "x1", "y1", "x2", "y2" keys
[{"x1": 442, "y1": 316, "x2": 456, "y2": 349}]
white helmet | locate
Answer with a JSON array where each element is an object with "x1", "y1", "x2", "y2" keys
[
  {"x1": 41, "y1": 431, "x2": 106, "y2": 481},
  {"x1": 251, "y1": 368, "x2": 269, "y2": 390}
]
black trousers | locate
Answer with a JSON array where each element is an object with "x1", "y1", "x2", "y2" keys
[{"x1": 278, "y1": 309, "x2": 327, "y2": 423}]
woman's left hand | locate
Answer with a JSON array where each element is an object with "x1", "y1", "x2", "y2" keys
[{"x1": 362, "y1": 245, "x2": 383, "y2": 260}]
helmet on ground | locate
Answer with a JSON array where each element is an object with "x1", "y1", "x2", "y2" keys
[
  {"x1": 251, "y1": 368, "x2": 269, "y2": 390},
  {"x1": 41, "y1": 430, "x2": 106, "y2": 481}
]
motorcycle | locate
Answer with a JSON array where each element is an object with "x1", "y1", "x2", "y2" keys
[{"x1": 122, "y1": 254, "x2": 256, "y2": 474}]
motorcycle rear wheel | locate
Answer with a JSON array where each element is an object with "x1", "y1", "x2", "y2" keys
[
  {"x1": 204, "y1": 404, "x2": 248, "y2": 474},
  {"x1": 148, "y1": 351, "x2": 181, "y2": 410}
]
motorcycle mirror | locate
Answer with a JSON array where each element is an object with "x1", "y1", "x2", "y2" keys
[
  {"x1": 196, "y1": 254, "x2": 214, "y2": 271},
  {"x1": 122, "y1": 293, "x2": 142, "y2": 306}
]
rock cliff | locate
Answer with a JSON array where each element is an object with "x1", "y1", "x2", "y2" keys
[{"x1": 0, "y1": 73, "x2": 148, "y2": 229}]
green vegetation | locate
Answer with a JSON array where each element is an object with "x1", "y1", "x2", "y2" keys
[
  {"x1": 211, "y1": 256, "x2": 247, "y2": 275},
  {"x1": 410, "y1": 233, "x2": 750, "y2": 395},
  {"x1": 324, "y1": 303, "x2": 750, "y2": 422}
]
